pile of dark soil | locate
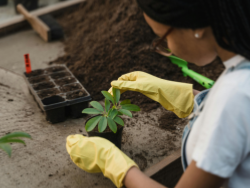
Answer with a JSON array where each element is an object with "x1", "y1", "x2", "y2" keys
[{"x1": 53, "y1": 0, "x2": 224, "y2": 112}]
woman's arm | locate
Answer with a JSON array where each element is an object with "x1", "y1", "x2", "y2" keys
[
  {"x1": 175, "y1": 161, "x2": 225, "y2": 188},
  {"x1": 193, "y1": 89, "x2": 200, "y2": 96},
  {"x1": 124, "y1": 167, "x2": 167, "y2": 188},
  {"x1": 124, "y1": 161, "x2": 225, "y2": 188}
]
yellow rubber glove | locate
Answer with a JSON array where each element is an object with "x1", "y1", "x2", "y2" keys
[
  {"x1": 66, "y1": 134, "x2": 138, "y2": 188},
  {"x1": 109, "y1": 71, "x2": 194, "y2": 118}
]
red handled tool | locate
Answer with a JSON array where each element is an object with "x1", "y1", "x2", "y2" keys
[{"x1": 24, "y1": 54, "x2": 32, "y2": 74}]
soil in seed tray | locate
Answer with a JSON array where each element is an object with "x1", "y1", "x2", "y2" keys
[
  {"x1": 60, "y1": 83, "x2": 82, "y2": 92},
  {"x1": 24, "y1": 69, "x2": 44, "y2": 78},
  {"x1": 53, "y1": 0, "x2": 225, "y2": 113},
  {"x1": 50, "y1": 72, "x2": 71, "y2": 79},
  {"x1": 37, "y1": 88, "x2": 60, "y2": 99},
  {"x1": 46, "y1": 66, "x2": 66, "y2": 73},
  {"x1": 32, "y1": 81, "x2": 55, "y2": 91},
  {"x1": 54, "y1": 77, "x2": 77, "y2": 86},
  {"x1": 28, "y1": 75, "x2": 50, "y2": 84},
  {"x1": 66, "y1": 89, "x2": 88, "y2": 100}
]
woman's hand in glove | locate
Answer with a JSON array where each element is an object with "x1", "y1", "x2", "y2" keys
[
  {"x1": 66, "y1": 134, "x2": 138, "y2": 188},
  {"x1": 109, "y1": 71, "x2": 194, "y2": 118}
]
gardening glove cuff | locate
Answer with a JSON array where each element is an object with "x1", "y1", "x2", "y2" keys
[
  {"x1": 66, "y1": 134, "x2": 138, "y2": 188},
  {"x1": 109, "y1": 71, "x2": 194, "y2": 118}
]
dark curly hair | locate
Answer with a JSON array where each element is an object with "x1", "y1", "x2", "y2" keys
[{"x1": 137, "y1": 0, "x2": 250, "y2": 59}]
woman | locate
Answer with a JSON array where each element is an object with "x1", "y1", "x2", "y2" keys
[{"x1": 66, "y1": 0, "x2": 250, "y2": 187}]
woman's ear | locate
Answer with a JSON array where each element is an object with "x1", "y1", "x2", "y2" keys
[{"x1": 193, "y1": 28, "x2": 206, "y2": 39}]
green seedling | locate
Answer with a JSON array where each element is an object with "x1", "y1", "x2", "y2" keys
[
  {"x1": 0, "y1": 132, "x2": 32, "y2": 157},
  {"x1": 82, "y1": 88, "x2": 140, "y2": 133},
  {"x1": 168, "y1": 55, "x2": 215, "y2": 89}
]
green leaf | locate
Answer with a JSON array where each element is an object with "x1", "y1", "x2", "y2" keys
[
  {"x1": 121, "y1": 104, "x2": 140, "y2": 111},
  {"x1": 90, "y1": 101, "x2": 104, "y2": 112},
  {"x1": 119, "y1": 109, "x2": 132, "y2": 118},
  {"x1": 0, "y1": 132, "x2": 31, "y2": 142},
  {"x1": 117, "y1": 111, "x2": 123, "y2": 115},
  {"x1": 113, "y1": 88, "x2": 120, "y2": 104},
  {"x1": 120, "y1": 99, "x2": 131, "y2": 105},
  {"x1": 107, "y1": 117, "x2": 117, "y2": 133},
  {"x1": 101, "y1": 91, "x2": 115, "y2": 104},
  {"x1": 85, "y1": 116, "x2": 102, "y2": 132},
  {"x1": 0, "y1": 143, "x2": 12, "y2": 157},
  {"x1": 114, "y1": 116, "x2": 124, "y2": 126},
  {"x1": 109, "y1": 109, "x2": 118, "y2": 119},
  {"x1": 0, "y1": 139, "x2": 26, "y2": 145},
  {"x1": 82, "y1": 108, "x2": 102, "y2": 114},
  {"x1": 105, "y1": 98, "x2": 111, "y2": 112},
  {"x1": 108, "y1": 109, "x2": 112, "y2": 116},
  {"x1": 98, "y1": 117, "x2": 107, "y2": 133}
]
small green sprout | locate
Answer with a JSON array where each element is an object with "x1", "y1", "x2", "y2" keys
[
  {"x1": 0, "y1": 132, "x2": 32, "y2": 157},
  {"x1": 82, "y1": 88, "x2": 140, "y2": 133}
]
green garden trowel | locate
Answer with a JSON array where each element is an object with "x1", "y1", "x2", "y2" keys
[{"x1": 168, "y1": 55, "x2": 214, "y2": 89}]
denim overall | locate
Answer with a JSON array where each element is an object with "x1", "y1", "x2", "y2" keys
[{"x1": 181, "y1": 60, "x2": 250, "y2": 170}]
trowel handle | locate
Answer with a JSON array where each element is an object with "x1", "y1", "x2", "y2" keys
[
  {"x1": 182, "y1": 68, "x2": 214, "y2": 89},
  {"x1": 17, "y1": 4, "x2": 34, "y2": 20}
]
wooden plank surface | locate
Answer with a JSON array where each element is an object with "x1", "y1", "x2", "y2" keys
[
  {"x1": 144, "y1": 149, "x2": 183, "y2": 188},
  {"x1": 145, "y1": 149, "x2": 181, "y2": 177},
  {"x1": 0, "y1": 0, "x2": 86, "y2": 37}
]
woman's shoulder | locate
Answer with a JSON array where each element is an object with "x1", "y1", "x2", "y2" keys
[
  {"x1": 215, "y1": 67, "x2": 250, "y2": 100},
  {"x1": 203, "y1": 67, "x2": 250, "y2": 120}
]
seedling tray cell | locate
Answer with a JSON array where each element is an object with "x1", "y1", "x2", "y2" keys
[
  {"x1": 23, "y1": 65, "x2": 92, "y2": 123},
  {"x1": 28, "y1": 75, "x2": 50, "y2": 84},
  {"x1": 54, "y1": 76, "x2": 77, "y2": 86}
]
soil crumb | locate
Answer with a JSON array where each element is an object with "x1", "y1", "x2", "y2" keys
[{"x1": 53, "y1": 0, "x2": 225, "y2": 112}]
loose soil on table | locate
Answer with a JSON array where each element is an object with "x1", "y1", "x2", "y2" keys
[
  {"x1": 60, "y1": 83, "x2": 82, "y2": 92},
  {"x1": 37, "y1": 88, "x2": 60, "y2": 99},
  {"x1": 25, "y1": 69, "x2": 44, "y2": 77},
  {"x1": 66, "y1": 89, "x2": 88, "y2": 100},
  {"x1": 46, "y1": 66, "x2": 66, "y2": 73},
  {"x1": 28, "y1": 75, "x2": 50, "y2": 84},
  {"x1": 158, "y1": 111, "x2": 188, "y2": 134},
  {"x1": 50, "y1": 72, "x2": 71, "y2": 79},
  {"x1": 32, "y1": 81, "x2": 55, "y2": 91},
  {"x1": 54, "y1": 76, "x2": 77, "y2": 86}
]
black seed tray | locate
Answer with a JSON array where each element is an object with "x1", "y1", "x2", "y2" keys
[{"x1": 23, "y1": 65, "x2": 92, "y2": 123}]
